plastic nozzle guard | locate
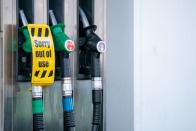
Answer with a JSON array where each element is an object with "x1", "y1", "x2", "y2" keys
[{"x1": 50, "y1": 24, "x2": 75, "y2": 53}]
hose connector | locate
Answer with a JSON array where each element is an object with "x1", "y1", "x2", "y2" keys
[
  {"x1": 62, "y1": 77, "x2": 72, "y2": 96},
  {"x1": 32, "y1": 86, "x2": 43, "y2": 98},
  {"x1": 92, "y1": 77, "x2": 102, "y2": 90}
]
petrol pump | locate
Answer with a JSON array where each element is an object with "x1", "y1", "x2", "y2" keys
[{"x1": 16, "y1": 2, "x2": 105, "y2": 131}]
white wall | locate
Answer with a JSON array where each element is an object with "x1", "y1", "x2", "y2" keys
[{"x1": 134, "y1": 0, "x2": 196, "y2": 131}]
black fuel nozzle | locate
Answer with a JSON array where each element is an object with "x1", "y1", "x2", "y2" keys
[
  {"x1": 79, "y1": 7, "x2": 106, "y2": 77},
  {"x1": 79, "y1": 7, "x2": 106, "y2": 54}
]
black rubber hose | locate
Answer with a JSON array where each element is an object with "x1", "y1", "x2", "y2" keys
[
  {"x1": 33, "y1": 113, "x2": 44, "y2": 131},
  {"x1": 64, "y1": 111, "x2": 75, "y2": 131},
  {"x1": 91, "y1": 52, "x2": 101, "y2": 77},
  {"x1": 92, "y1": 90, "x2": 103, "y2": 131},
  {"x1": 61, "y1": 52, "x2": 71, "y2": 77},
  {"x1": 64, "y1": 127, "x2": 75, "y2": 131},
  {"x1": 92, "y1": 125, "x2": 100, "y2": 131},
  {"x1": 91, "y1": 46, "x2": 102, "y2": 131}
]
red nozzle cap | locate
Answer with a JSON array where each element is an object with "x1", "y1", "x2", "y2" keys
[{"x1": 65, "y1": 40, "x2": 75, "y2": 52}]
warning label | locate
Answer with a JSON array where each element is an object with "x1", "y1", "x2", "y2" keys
[{"x1": 27, "y1": 24, "x2": 55, "y2": 86}]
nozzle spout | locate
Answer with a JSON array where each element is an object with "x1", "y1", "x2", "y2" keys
[
  {"x1": 79, "y1": 7, "x2": 90, "y2": 28},
  {"x1": 19, "y1": 10, "x2": 28, "y2": 26},
  {"x1": 49, "y1": 10, "x2": 57, "y2": 26}
]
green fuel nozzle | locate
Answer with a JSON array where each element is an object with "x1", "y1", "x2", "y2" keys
[
  {"x1": 49, "y1": 10, "x2": 75, "y2": 53},
  {"x1": 19, "y1": 10, "x2": 32, "y2": 53}
]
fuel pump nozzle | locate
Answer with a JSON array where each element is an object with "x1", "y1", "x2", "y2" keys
[
  {"x1": 49, "y1": 10, "x2": 75, "y2": 131},
  {"x1": 79, "y1": 7, "x2": 106, "y2": 131},
  {"x1": 49, "y1": 10, "x2": 75, "y2": 52},
  {"x1": 79, "y1": 7, "x2": 106, "y2": 54},
  {"x1": 19, "y1": 10, "x2": 44, "y2": 131}
]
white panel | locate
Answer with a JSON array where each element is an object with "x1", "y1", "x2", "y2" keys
[
  {"x1": 106, "y1": 0, "x2": 134, "y2": 130},
  {"x1": 134, "y1": 0, "x2": 196, "y2": 131}
]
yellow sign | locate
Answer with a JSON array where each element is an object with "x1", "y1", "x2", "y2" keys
[{"x1": 27, "y1": 24, "x2": 55, "y2": 86}]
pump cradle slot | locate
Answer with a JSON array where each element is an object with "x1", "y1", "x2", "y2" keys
[{"x1": 27, "y1": 24, "x2": 55, "y2": 86}]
